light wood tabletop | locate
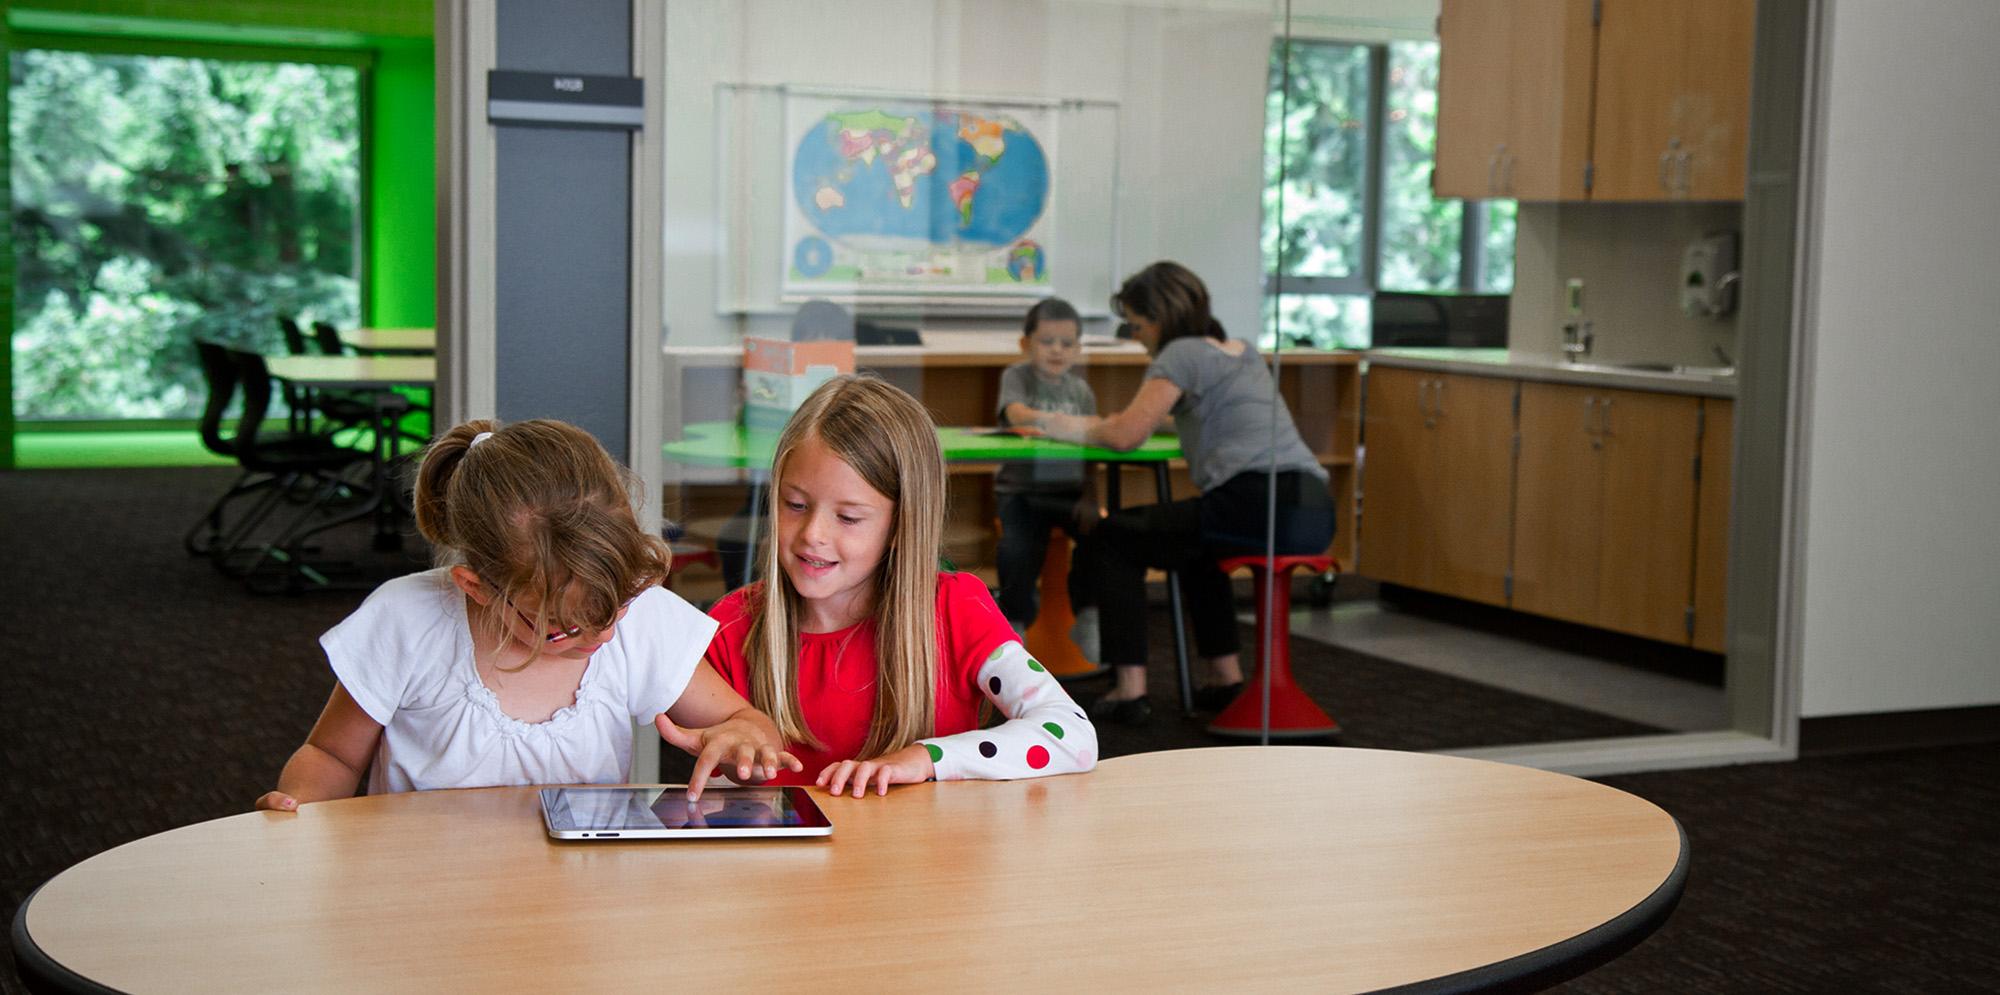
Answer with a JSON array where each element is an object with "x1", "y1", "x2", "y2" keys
[
  {"x1": 265, "y1": 355, "x2": 435, "y2": 389},
  {"x1": 16, "y1": 747, "x2": 1684, "y2": 993},
  {"x1": 337, "y1": 327, "x2": 436, "y2": 355}
]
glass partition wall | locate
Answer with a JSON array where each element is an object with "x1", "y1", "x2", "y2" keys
[{"x1": 653, "y1": 0, "x2": 1777, "y2": 757}]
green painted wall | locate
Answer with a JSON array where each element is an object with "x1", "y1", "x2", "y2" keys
[{"x1": 369, "y1": 39, "x2": 436, "y2": 328}]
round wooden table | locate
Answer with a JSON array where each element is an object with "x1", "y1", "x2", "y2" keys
[{"x1": 14, "y1": 748, "x2": 1684, "y2": 993}]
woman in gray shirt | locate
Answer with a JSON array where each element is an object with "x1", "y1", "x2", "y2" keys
[{"x1": 1042, "y1": 262, "x2": 1333, "y2": 725}]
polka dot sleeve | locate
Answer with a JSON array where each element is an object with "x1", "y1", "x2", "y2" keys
[{"x1": 918, "y1": 641, "x2": 1098, "y2": 782}]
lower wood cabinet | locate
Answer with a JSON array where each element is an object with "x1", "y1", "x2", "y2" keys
[
  {"x1": 1691, "y1": 398, "x2": 1733, "y2": 653},
  {"x1": 1359, "y1": 367, "x2": 1514, "y2": 606},
  {"x1": 1360, "y1": 367, "x2": 1733, "y2": 649},
  {"x1": 1513, "y1": 382, "x2": 1699, "y2": 645}
]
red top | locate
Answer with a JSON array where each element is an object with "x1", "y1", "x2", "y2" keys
[{"x1": 703, "y1": 571, "x2": 1016, "y2": 784}]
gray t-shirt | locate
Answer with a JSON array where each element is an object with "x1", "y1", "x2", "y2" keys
[
  {"x1": 995, "y1": 361, "x2": 1097, "y2": 494},
  {"x1": 1148, "y1": 337, "x2": 1327, "y2": 493}
]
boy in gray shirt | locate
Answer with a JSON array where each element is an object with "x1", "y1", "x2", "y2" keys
[{"x1": 993, "y1": 299, "x2": 1099, "y2": 636}]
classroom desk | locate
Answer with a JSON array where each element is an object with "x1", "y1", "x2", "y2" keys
[
  {"x1": 337, "y1": 327, "x2": 436, "y2": 355},
  {"x1": 266, "y1": 356, "x2": 435, "y2": 549},
  {"x1": 663, "y1": 422, "x2": 1195, "y2": 706},
  {"x1": 12, "y1": 747, "x2": 1686, "y2": 993}
]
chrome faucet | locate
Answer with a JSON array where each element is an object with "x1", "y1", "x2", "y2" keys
[{"x1": 1561, "y1": 319, "x2": 1594, "y2": 362}]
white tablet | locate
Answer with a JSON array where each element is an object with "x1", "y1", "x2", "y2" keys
[{"x1": 539, "y1": 786, "x2": 833, "y2": 840}]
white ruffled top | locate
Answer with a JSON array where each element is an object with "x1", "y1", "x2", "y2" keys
[{"x1": 319, "y1": 568, "x2": 717, "y2": 795}]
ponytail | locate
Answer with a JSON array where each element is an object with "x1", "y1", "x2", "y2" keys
[{"x1": 413, "y1": 418, "x2": 500, "y2": 548}]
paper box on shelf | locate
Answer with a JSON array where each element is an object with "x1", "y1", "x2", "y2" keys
[{"x1": 743, "y1": 337, "x2": 855, "y2": 431}]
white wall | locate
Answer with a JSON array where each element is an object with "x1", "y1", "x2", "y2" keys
[
  {"x1": 660, "y1": 0, "x2": 1270, "y2": 348},
  {"x1": 1510, "y1": 203, "x2": 1743, "y2": 366},
  {"x1": 1798, "y1": 0, "x2": 2000, "y2": 716}
]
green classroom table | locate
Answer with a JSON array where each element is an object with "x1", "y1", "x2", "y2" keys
[{"x1": 663, "y1": 422, "x2": 1195, "y2": 711}]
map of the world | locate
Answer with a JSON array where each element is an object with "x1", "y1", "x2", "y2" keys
[{"x1": 784, "y1": 99, "x2": 1054, "y2": 298}]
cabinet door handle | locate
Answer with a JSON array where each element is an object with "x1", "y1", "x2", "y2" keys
[
  {"x1": 1418, "y1": 378, "x2": 1432, "y2": 421},
  {"x1": 1676, "y1": 151, "x2": 1693, "y2": 194},
  {"x1": 1599, "y1": 397, "x2": 1613, "y2": 439},
  {"x1": 1435, "y1": 377, "x2": 1447, "y2": 418},
  {"x1": 1500, "y1": 152, "x2": 1515, "y2": 194},
  {"x1": 1658, "y1": 150, "x2": 1673, "y2": 191},
  {"x1": 1488, "y1": 152, "x2": 1499, "y2": 195}
]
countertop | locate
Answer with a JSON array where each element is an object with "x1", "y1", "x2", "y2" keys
[{"x1": 1364, "y1": 348, "x2": 1736, "y2": 398}]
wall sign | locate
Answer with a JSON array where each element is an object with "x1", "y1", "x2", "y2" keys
[{"x1": 487, "y1": 71, "x2": 643, "y2": 130}]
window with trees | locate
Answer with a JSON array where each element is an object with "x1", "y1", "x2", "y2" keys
[
  {"x1": 9, "y1": 46, "x2": 362, "y2": 421},
  {"x1": 1263, "y1": 38, "x2": 1515, "y2": 349}
]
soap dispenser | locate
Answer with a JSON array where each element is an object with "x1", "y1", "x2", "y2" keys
[{"x1": 1681, "y1": 232, "x2": 1740, "y2": 318}]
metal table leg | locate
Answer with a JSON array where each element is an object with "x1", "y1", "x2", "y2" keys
[{"x1": 1154, "y1": 463, "x2": 1193, "y2": 716}]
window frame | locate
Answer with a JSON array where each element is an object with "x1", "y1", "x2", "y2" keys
[
  {"x1": 4, "y1": 30, "x2": 375, "y2": 428},
  {"x1": 1265, "y1": 36, "x2": 1506, "y2": 336}
]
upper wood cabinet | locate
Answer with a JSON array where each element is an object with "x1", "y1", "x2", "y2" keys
[
  {"x1": 1591, "y1": 0, "x2": 1755, "y2": 201},
  {"x1": 1435, "y1": 0, "x2": 1594, "y2": 201},
  {"x1": 1435, "y1": 0, "x2": 1754, "y2": 202}
]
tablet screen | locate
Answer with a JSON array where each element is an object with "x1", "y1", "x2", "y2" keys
[{"x1": 541, "y1": 786, "x2": 831, "y2": 838}]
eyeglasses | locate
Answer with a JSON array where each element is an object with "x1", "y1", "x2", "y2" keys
[{"x1": 482, "y1": 578, "x2": 640, "y2": 644}]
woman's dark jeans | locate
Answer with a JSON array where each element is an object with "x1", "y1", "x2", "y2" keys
[{"x1": 1081, "y1": 470, "x2": 1334, "y2": 669}]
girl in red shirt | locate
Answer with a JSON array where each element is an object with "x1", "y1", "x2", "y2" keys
[{"x1": 704, "y1": 374, "x2": 1098, "y2": 796}]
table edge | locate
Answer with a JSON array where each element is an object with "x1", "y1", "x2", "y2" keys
[
  {"x1": 13, "y1": 881, "x2": 124, "y2": 995},
  {"x1": 1381, "y1": 818, "x2": 1689, "y2": 995},
  {"x1": 11, "y1": 772, "x2": 1688, "y2": 995}
]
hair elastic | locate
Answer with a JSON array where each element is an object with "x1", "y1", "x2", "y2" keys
[{"x1": 470, "y1": 431, "x2": 494, "y2": 448}]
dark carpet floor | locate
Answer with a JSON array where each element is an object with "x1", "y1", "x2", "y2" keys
[{"x1": 4, "y1": 467, "x2": 1997, "y2": 992}]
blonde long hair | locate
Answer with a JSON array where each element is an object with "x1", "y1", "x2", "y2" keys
[
  {"x1": 412, "y1": 419, "x2": 671, "y2": 671},
  {"x1": 746, "y1": 375, "x2": 944, "y2": 756}
]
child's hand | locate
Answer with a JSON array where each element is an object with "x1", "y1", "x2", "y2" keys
[
  {"x1": 1040, "y1": 412, "x2": 1088, "y2": 444},
  {"x1": 656, "y1": 712, "x2": 804, "y2": 800},
  {"x1": 815, "y1": 744, "x2": 936, "y2": 797},
  {"x1": 254, "y1": 791, "x2": 300, "y2": 812}
]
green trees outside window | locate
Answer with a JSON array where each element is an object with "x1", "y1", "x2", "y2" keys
[
  {"x1": 1263, "y1": 38, "x2": 1516, "y2": 350},
  {"x1": 10, "y1": 49, "x2": 361, "y2": 420}
]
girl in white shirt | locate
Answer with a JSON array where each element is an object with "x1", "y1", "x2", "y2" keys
[{"x1": 255, "y1": 419, "x2": 800, "y2": 810}]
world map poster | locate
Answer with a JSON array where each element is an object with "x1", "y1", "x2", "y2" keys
[{"x1": 782, "y1": 94, "x2": 1056, "y2": 300}]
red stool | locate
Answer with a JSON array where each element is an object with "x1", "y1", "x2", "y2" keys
[
  {"x1": 664, "y1": 543, "x2": 721, "y2": 593},
  {"x1": 1207, "y1": 554, "x2": 1341, "y2": 739}
]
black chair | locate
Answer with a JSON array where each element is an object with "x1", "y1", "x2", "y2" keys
[
  {"x1": 211, "y1": 349, "x2": 376, "y2": 589},
  {"x1": 183, "y1": 340, "x2": 289, "y2": 556},
  {"x1": 278, "y1": 316, "x2": 311, "y2": 356},
  {"x1": 311, "y1": 321, "x2": 348, "y2": 356},
  {"x1": 278, "y1": 317, "x2": 374, "y2": 437}
]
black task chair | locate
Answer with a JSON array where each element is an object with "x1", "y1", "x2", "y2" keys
[
  {"x1": 310, "y1": 320, "x2": 348, "y2": 357},
  {"x1": 184, "y1": 340, "x2": 291, "y2": 557},
  {"x1": 279, "y1": 316, "x2": 374, "y2": 438},
  {"x1": 211, "y1": 349, "x2": 376, "y2": 590}
]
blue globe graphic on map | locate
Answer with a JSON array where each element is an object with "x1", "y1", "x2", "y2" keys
[
  {"x1": 792, "y1": 108, "x2": 1049, "y2": 251},
  {"x1": 792, "y1": 236, "x2": 834, "y2": 277}
]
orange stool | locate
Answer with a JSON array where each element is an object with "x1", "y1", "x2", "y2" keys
[
  {"x1": 1207, "y1": 554, "x2": 1341, "y2": 739},
  {"x1": 1023, "y1": 529, "x2": 1108, "y2": 680}
]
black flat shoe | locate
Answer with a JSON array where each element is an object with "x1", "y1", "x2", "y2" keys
[
  {"x1": 1192, "y1": 682, "x2": 1245, "y2": 712},
  {"x1": 1088, "y1": 694, "x2": 1153, "y2": 726}
]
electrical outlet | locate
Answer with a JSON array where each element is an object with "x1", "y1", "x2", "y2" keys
[{"x1": 1566, "y1": 278, "x2": 1585, "y2": 316}]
